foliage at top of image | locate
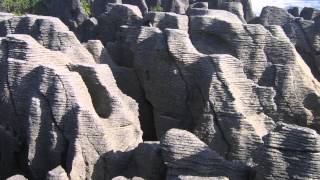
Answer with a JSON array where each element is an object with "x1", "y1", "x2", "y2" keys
[
  {"x1": 1, "y1": 0, "x2": 47, "y2": 15},
  {"x1": 81, "y1": 0, "x2": 91, "y2": 16},
  {"x1": 151, "y1": 4, "x2": 163, "y2": 12}
]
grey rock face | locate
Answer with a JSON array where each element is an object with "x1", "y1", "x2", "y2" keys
[
  {"x1": 160, "y1": 129, "x2": 250, "y2": 180},
  {"x1": 111, "y1": 8, "x2": 320, "y2": 165},
  {"x1": 189, "y1": 2, "x2": 208, "y2": 9},
  {"x1": 6, "y1": 175, "x2": 28, "y2": 180},
  {"x1": 143, "y1": 12, "x2": 189, "y2": 31},
  {"x1": 189, "y1": 8, "x2": 320, "y2": 131},
  {"x1": 0, "y1": 14, "x2": 95, "y2": 64},
  {"x1": 96, "y1": 3, "x2": 143, "y2": 44},
  {"x1": 0, "y1": 34, "x2": 142, "y2": 179},
  {"x1": 220, "y1": 2, "x2": 246, "y2": 23},
  {"x1": 161, "y1": 0, "x2": 189, "y2": 14},
  {"x1": 174, "y1": 176, "x2": 229, "y2": 180},
  {"x1": 254, "y1": 122, "x2": 320, "y2": 180},
  {"x1": 300, "y1": 7, "x2": 320, "y2": 20},
  {"x1": 42, "y1": 0, "x2": 88, "y2": 30},
  {"x1": 195, "y1": 0, "x2": 254, "y2": 21},
  {"x1": 287, "y1": 7, "x2": 300, "y2": 17},
  {"x1": 46, "y1": 166, "x2": 68, "y2": 180},
  {"x1": 92, "y1": 0, "x2": 123, "y2": 17},
  {"x1": 259, "y1": 6, "x2": 320, "y2": 81},
  {"x1": 133, "y1": 142, "x2": 166, "y2": 180},
  {"x1": 84, "y1": 40, "x2": 114, "y2": 64}
]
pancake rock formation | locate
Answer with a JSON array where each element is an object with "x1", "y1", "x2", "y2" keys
[{"x1": 0, "y1": 1, "x2": 320, "y2": 180}]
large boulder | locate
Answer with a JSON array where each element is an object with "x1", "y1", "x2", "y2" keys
[
  {"x1": 0, "y1": 14, "x2": 95, "y2": 64},
  {"x1": 300, "y1": 7, "x2": 320, "y2": 20},
  {"x1": 254, "y1": 123, "x2": 320, "y2": 179},
  {"x1": 95, "y1": 3, "x2": 143, "y2": 44},
  {"x1": 110, "y1": 8, "x2": 320, "y2": 164},
  {"x1": 259, "y1": 6, "x2": 320, "y2": 80},
  {"x1": 143, "y1": 12, "x2": 189, "y2": 31},
  {"x1": 160, "y1": 129, "x2": 251, "y2": 179},
  {"x1": 42, "y1": 0, "x2": 88, "y2": 30},
  {"x1": 0, "y1": 33, "x2": 142, "y2": 179}
]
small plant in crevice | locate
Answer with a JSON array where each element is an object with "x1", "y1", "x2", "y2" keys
[
  {"x1": 81, "y1": 0, "x2": 91, "y2": 16},
  {"x1": 151, "y1": 4, "x2": 163, "y2": 12}
]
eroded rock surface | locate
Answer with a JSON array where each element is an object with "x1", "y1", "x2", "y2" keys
[
  {"x1": 254, "y1": 122, "x2": 320, "y2": 180},
  {"x1": 0, "y1": 34, "x2": 142, "y2": 179},
  {"x1": 259, "y1": 6, "x2": 320, "y2": 80},
  {"x1": 160, "y1": 129, "x2": 250, "y2": 180}
]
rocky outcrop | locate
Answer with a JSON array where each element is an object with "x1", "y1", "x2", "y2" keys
[
  {"x1": 0, "y1": 13, "x2": 95, "y2": 64},
  {"x1": 254, "y1": 122, "x2": 320, "y2": 180},
  {"x1": 42, "y1": 0, "x2": 88, "y2": 30},
  {"x1": 46, "y1": 166, "x2": 68, "y2": 180},
  {"x1": 0, "y1": 34, "x2": 142, "y2": 179},
  {"x1": 300, "y1": 7, "x2": 320, "y2": 20},
  {"x1": 6, "y1": 175, "x2": 28, "y2": 180},
  {"x1": 259, "y1": 6, "x2": 320, "y2": 80},
  {"x1": 220, "y1": 2, "x2": 246, "y2": 23},
  {"x1": 133, "y1": 142, "x2": 166, "y2": 179},
  {"x1": 287, "y1": 7, "x2": 300, "y2": 17},
  {"x1": 143, "y1": 12, "x2": 188, "y2": 31},
  {"x1": 95, "y1": 3, "x2": 143, "y2": 45},
  {"x1": 160, "y1": 129, "x2": 250, "y2": 179},
  {"x1": 109, "y1": 8, "x2": 320, "y2": 164}
]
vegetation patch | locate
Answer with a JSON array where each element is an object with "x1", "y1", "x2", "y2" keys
[{"x1": 151, "y1": 4, "x2": 164, "y2": 12}]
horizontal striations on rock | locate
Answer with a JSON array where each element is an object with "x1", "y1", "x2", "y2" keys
[
  {"x1": 143, "y1": 12, "x2": 189, "y2": 31},
  {"x1": 259, "y1": 6, "x2": 320, "y2": 81},
  {"x1": 254, "y1": 122, "x2": 320, "y2": 180},
  {"x1": 1, "y1": 2, "x2": 320, "y2": 180},
  {"x1": 0, "y1": 13, "x2": 95, "y2": 64},
  {"x1": 189, "y1": 8, "x2": 320, "y2": 133},
  {"x1": 160, "y1": 129, "x2": 250, "y2": 180},
  {"x1": 0, "y1": 34, "x2": 142, "y2": 179}
]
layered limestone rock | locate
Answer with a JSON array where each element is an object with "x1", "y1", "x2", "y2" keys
[
  {"x1": 0, "y1": 13, "x2": 95, "y2": 64},
  {"x1": 42, "y1": 0, "x2": 88, "y2": 30},
  {"x1": 259, "y1": 6, "x2": 320, "y2": 80},
  {"x1": 143, "y1": 12, "x2": 189, "y2": 31},
  {"x1": 95, "y1": 3, "x2": 143, "y2": 44},
  {"x1": 300, "y1": 7, "x2": 320, "y2": 20},
  {"x1": 46, "y1": 166, "x2": 68, "y2": 180},
  {"x1": 160, "y1": 129, "x2": 250, "y2": 180},
  {"x1": 254, "y1": 123, "x2": 320, "y2": 180},
  {"x1": 0, "y1": 34, "x2": 142, "y2": 179},
  {"x1": 112, "y1": 24, "x2": 273, "y2": 162},
  {"x1": 189, "y1": 9, "x2": 320, "y2": 131},
  {"x1": 109, "y1": 8, "x2": 320, "y2": 164}
]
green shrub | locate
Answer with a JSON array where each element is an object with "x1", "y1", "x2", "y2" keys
[
  {"x1": 1, "y1": 0, "x2": 43, "y2": 15},
  {"x1": 151, "y1": 4, "x2": 163, "y2": 12},
  {"x1": 81, "y1": 0, "x2": 91, "y2": 16},
  {"x1": 2, "y1": 0, "x2": 29, "y2": 15}
]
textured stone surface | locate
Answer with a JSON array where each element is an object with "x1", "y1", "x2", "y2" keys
[
  {"x1": 84, "y1": 40, "x2": 114, "y2": 64},
  {"x1": 42, "y1": 0, "x2": 88, "y2": 30},
  {"x1": 6, "y1": 175, "x2": 28, "y2": 180},
  {"x1": 221, "y1": 2, "x2": 246, "y2": 23},
  {"x1": 254, "y1": 122, "x2": 320, "y2": 180},
  {"x1": 0, "y1": 14, "x2": 95, "y2": 64},
  {"x1": 46, "y1": 166, "x2": 68, "y2": 180},
  {"x1": 134, "y1": 142, "x2": 166, "y2": 180},
  {"x1": 300, "y1": 7, "x2": 320, "y2": 20},
  {"x1": 95, "y1": 3, "x2": 143, "y2": 44},
  {"x1": 288, "y1": 7, "x2": 300, "y2": 17},
  {"x1": 161, "y1": 129, "x2": 250, "y2": 179},
  {"x1": 109, "y1": 8, "x2": 320, "y2": 165},
  {"x1": 0, "y1": 34, "x2": 142, "y2": 179},
  {"x1": 259, "y1": 6, "x2": 320, "y2": 80},
  {"x1": 143, "y1": 12, "x2": 188, "y2": 31}
]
